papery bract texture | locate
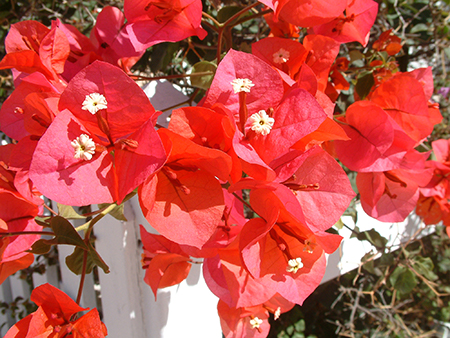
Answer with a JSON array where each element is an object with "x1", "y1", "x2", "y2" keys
[
  {"x1": 29, "y1": 61, "x2": 166, "y2": 206},
  {"x1": 124, "y1": 0, "x2": 207, "y2": 51}
]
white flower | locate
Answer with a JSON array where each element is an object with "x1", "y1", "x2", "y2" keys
[
  {"x1": 71, "y1": 134, "x2": 96, "y2": 161},
  {"x1": 274, "y1": 307, "x2": 281, "y2": 320},
  {"x1": 82, "y1": 93, "x2": 108, "y2": 114},
  {"x1": 286, "y1": 257, "x2": 304, "y2": 273},
  {"x1": 249, "y1": 317, "x2": 263, "y2": 329},
  {"x1": 231, "y1": 78, "x2": 255, "y2": 94},
  {"x1": 248, "y1": 110, "x2": 275, "y2": 136},
  {"x1": 273, "y1": 48, "x2": 290, "y2": 64}
]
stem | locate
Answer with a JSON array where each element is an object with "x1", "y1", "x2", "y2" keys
[
  {"x1": 216, "y1": 28, "x2": 224, "y2": 64},
  {"x1": 0, "y1": 231, "x2": 55, "y2": 237},
  {"x1": 214, "y1": 2, "x2": 262, "y2": 64},
  {"x1": 202, "y1": 11, "x2": 221, "y2": 28},
  {"x1": 75, "y1": 203, "x2": 119, "y2": 234},
  {"x1": 230, "y1": 191, "x2": 266, "y2": 220},
  {"x1": 74, "y1": 202, "x2": 122, "y2": 305},
  {"x1": 222, "y1": 2, "x2": 261, "y2": 28},
  {"x1": 75, "y1": 249, "x2": 88, "y2": 305},
  {"x1": 232, "y1": 8, "x2": 272, "y2": 27},
  {"x1": 43, "y1": 204, "x2": 58, "y2": 216},
  {"x1": 159, "y1": 89, "x2": 201, "y2": 112},
  {"x1": 201, "y1": 19, "x2": 218, "y2": 33},
  {"x1": 342, "y1": 222, "x2": 360, "y2": 236}
]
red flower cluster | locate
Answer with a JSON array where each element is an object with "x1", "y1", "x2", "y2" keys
[
  {"x1": 0, "y1": 1, "x2": 446, "y2": 337},
  {"x1": 5, "y1": 283, "x2": 107, "y2": 337}
]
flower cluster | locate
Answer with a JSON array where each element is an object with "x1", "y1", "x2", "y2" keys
[{"x1": 0, "y1": 0, "x2": 445, "y2": 337}]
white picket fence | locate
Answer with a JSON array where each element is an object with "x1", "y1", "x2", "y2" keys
[{"x1": 0, "y1": 81, "x2": 432, "y2": 337}]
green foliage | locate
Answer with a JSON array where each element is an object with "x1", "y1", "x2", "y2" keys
[
  {"x1": 29, "y1": 216, "x2": 88, "y2": 255},
  {"x1": 66, "y1": 241, "x2": 109, "y2": 275},
  {"x1": 190, "y1": 61, "x2": 217, "y2": 90}
]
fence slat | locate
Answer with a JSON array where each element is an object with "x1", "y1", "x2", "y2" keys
[{"x1": 95, "y1": 202, "x2": 148, "y2": 338}]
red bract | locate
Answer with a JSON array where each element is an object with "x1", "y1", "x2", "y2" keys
[
  {"x1": 124, "y1": 0, "x2": 207, "y2": 52},
  {"x1": 140, "y1": 225, "x2": 192, "y2": 297},
  {"x1": 5, "y1": 283, "x2": 107, "y2": 337},
  {"x1": 139, "y1": 128, "x2": 232, "y2": 248},
  {"x1": 369, "y1": 72, "x2": 440, "y2": 143},
  {"x1": 334, "y1": 101, "x2": 395, "y2": 172},
  {"x1": 357, "y1": 167, "x2": 432, "y2": 222},
  {"x1": 303, "y1": 35, "x2": 341, "y2": 92},
  {"x1": 218, "y1": 296, "x2": 294, "y2": 338},
  {"x1": 416, "y1": 195, "x2": 450, "y2": 228},
  {"x1": 334, "y1": 100, "x2": 425, "y2": 173},
  {"x1": 29, "y1": 61, "x2": 166, "y2": 206},
  {"x1": 325, "y1": 57, "x2": 350, "y2": 101},
  {"x1": 8, "y1": 137, "x2": 43, "y2": 206},
  {"x1": 0, "y1": 187, "x2": 40, "y2": 284},
  {"x1": 0, "y1": 21, "x2": 70, "y2": 83},
  {"x1": 168, "y1": 105, "x2": 243, "y2": 183},
  {"x1": 252, "y1": 37, "x2": 308, "y2": 81},
  {"x1": 312, "y1": 0, "x2": 378, "y2": 46},
  {"x1": 203, "y1": 49, "x2": 285, "y2": 121},
  {"x1": 0, "y1": 72, "x2": 61, "y2": 141},
  {"x1": 220, "y1": 180, "x2": 342, "y2": 306},
  {"x1": 263, "y1": 12, "x2": 300, "y2": 39},
  {"x1": 417, "y1": 139, "x2": 450, "y2": 229},
  {"x1": 242, "y1": 87, "x2": 327, "y2": 164},
  {"x1": 373, "y1": 29, "x2": 402, "y2": 56},
  {"x1": 272, "y1": 146, "x2": 355, "y2": 230},
  {"x1": 259, "y1": 0, "x2": 346, "y2": 27},
  {"x1": 202, "y1": 49, "x2": 329, "y2": 181},
  {"x1": 203, "y1": 240, "x2": 278, "y2": 308},
  {"x1": 49, "y1": 19, "x2": 103, "y2": 81},
  {"x1": 91, "y1": 6, "x2": 144, "y2": 72},
  {"x1": 5, "y1": 21, "x2": 49, "y2": 54}
]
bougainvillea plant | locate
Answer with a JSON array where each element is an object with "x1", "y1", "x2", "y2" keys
[{"x1": 0, "y1": 0, "x2": 446, "y2": 336}]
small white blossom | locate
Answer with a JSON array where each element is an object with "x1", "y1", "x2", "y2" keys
[
  {"x1": 231, "y1": 78, "x2": 254, "y2": 94},
  {"x1": 71, "y1": 134, "x2": 96, "y2": 161},
  {"x1": 273, "y1": 48, "x2": 290, "y2": 64},
  {"x1": 248, "y1": 110, "x2": 275, "y2": 136},
  {"x1": 82, "y1": 93, "x2": 108, "y2": 114},
  {"x1": 274, "y1": 307, "x2": 281, "y2": 320},
  {"x1": 286, "y1": 257, "x2": 304, "y2": 273},
  {"x1": 249, "y1": 317, "x2": 263, "y2": 329}
]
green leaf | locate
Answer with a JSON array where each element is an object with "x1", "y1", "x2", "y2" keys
[
  {"x1": 390, "y1": 266, "x2": 417, "y2": 294},
  {"x1": 334, "y1": 218, "x2": 344, "y2": 230},
  {"x1": 413, "y1": 256, "x2": 438, "y2": 281},
  {"x1": 379, "y1": 252, "x2": 394, "y2": 267},
  {"x1": 49, "y1": 216, "x2": 88, "y2": 249},
  {"x1": 294, "y1": 319, "x2": 305, "y2": 332},
  {"x1": 57, "y1": 203, "x2": 86, "y2": 219},
  {"x1": 34, "y1": 216, "x2": 51, "y2": 227},
  {"x1": 410, "y1": 23, "x2": 429, "y2": 34},
  {"x1": 362, "y1": 253, "x2": 376, "y2": 274},
  {"x1": 98, "y1": 203, "x2": 127, "y2": 222},
  {"x1": 349, "y1": 50, "x2": 364, "y2": 64},
  {"x1": 357, "y1": 229, "x2": 387, "y2": 248},
  {"x1": 217, "y1": 6, "x2": 244, "y2": 23},
  {"x1": 350, "y1": 225, "x2": 360, "y2": 238},
  {"x1": 286, "y1": 325, "x2": 294, "y2": 335},
  {"x1": 355, "y1": 72, "x2": 374, "y2": 99},
  {"x1": 28, "y1": 239, "x2": 52, "y2": 254},
  {"x1": 66, "y1": 241, "x2": 109, "y2": 275},
  {"x1": 28, "y1": 216, "x2": 87, "y2": 253},
  {"x1": 190, "y1": 61, "x2": 217, "y2": 90},
  {"x1": 150, "y1": 42, "x2": 179, "y2": 73}
]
